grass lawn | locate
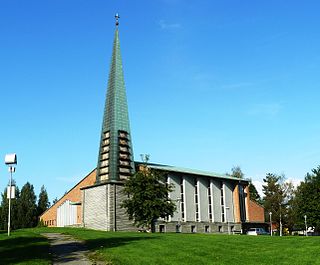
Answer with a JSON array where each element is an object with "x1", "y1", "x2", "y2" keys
[
  {"x1": 29, "y1": 227, "x2": 320, "y2": 265},
  {"x1": 0, "y1": 229, "x2": 50, "y2": 265}
]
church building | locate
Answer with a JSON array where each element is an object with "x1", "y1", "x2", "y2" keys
[{"x1": 40, "y1": 15, "x2": 265, "y2": 233}]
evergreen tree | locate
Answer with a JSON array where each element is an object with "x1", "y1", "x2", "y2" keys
[
  {"x1": 17, "y1": 182, "x2": 37, "y2": 228},
  {"x1": 121, "y1": 166, "x2": 176, "y2": 232},
  {"x1": 294, "y1": 166, "x2": 320, "y2": 231},
  {"x1": 0, "y1": 181, "x2": 20, "y2": 230},
  {"x1": 52, "y1": 197, "x2": 58, "y2": 205},
  {"x1": 248, "y1": 181, "x2": 262, "y2": 204},
  {"x1": 37, "y1": 185, "x2": 50, "y2": 218},
  {"x1": 262, "y1": 173, "x2": 285, "y2": 231}
]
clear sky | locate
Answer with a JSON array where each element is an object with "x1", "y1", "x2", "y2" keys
[{"x1": 1, "y1": 0, "x2": 320, "y2": 201}]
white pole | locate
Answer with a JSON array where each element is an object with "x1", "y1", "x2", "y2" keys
[
  {"x1": 8, "y1": 167, "x2": 13, "y2": 236},
  {"x1": 304, "y1": 215, "x2": 307, "y2": 237},
  {"x1": 269, "y1": 212, "x2": 272, "y2": 236}
]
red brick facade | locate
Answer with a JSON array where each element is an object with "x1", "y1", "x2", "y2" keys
[
  {"x1": 248, "y1": 199, "x2": 265, "y2": 222},
  {"x1": 40, "y1": 169, "x2": 96, "y2": 227}
]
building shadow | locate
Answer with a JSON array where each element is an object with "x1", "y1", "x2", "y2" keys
[{"x1": 0, "y1": 236, "x2": 49, "y2": 264}]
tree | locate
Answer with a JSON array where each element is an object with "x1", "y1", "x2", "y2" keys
[
  {"x1": 121, "y1": 166, "x2": 176, "y2": 232},
  {"x1": 262, "y1": 173, "x2": 285, "y2": 232},
  {"x1": 52, "y1": 197, "x2": 58, "y2": 205},
  {"x1": 248, "y1": 181, "x2": 262, "y2": 205},
  {"x1": 17, "y1": 182, "x2": 37, "y2": 228},
  {"x1": 230, "y1": 166, "x2": 244, "y2": 179},
  {"x1": 37, "y1": 185, "x2": 50, "y2": 219},
  {"x1": 293, "y1": 166, "x2": 320, "y2": 232},
  {"x1": 0, "y1": 180, "x2": 20, "y2": 230}
]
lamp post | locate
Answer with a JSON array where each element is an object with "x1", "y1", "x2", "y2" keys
[
  {"x1": 269, "y1": 212, "x2": 272, "y2": 236},
  {"x1": 176, "y1": 198, "x2": 182, "y2": 232},
  {"x1": 226, "y1": 206, "x2": 230, "y2": 235},
  {"x1": 5, "y1": 153, "x2": 17, "y2": 237},
  {"x1": 279, "y1": 203, "x2": 283, "y2": 237},
  {"x1": 304, "y1": 215, "x2": 307, "y2": 236}
]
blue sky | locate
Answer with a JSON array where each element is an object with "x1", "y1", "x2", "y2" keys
[{"x1": 1, "y1": 0, "x2": 320, "y2": 201}]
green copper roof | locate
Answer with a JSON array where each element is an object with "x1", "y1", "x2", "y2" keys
[
  {"x1": 96, "y1": 27, "x2": 134, "y2": 183},
  {"x1": 136, "y1": 162, "x2": 249, "y2": 182}
]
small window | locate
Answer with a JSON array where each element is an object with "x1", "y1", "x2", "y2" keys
[
  {"x1": 191, "y1": 225, "x2": 196, "y2": 233},
  {"x1": 205, "y1": 225, "x2": 210, "y2": 233},
  {"x1": 176, "y1": 224, "x2": 181, "y2": 233},
  {"x1": 218, "y1": 226, "x2": 223, "y2": 233}
]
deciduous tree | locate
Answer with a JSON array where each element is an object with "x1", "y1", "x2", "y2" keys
[{"x1": 121, "y1": 166, "x2": 176, "y2": 232}]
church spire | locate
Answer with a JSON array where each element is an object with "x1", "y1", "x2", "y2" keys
[{"x1": 96, "y1": 15, "x2": 134, "y2": 183}]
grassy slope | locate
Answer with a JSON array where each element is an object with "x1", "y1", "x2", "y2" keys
[
  {"x1": 0, "y1": 230, "x2": 50, "y2": 265},
  {"x1": 32, "y1": 228, "x2": 320, "y2": 265}
]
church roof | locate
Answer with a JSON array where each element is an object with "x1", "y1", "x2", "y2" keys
[{"x1": 136, "y1": 162, "x2": 249, "y2": 182}]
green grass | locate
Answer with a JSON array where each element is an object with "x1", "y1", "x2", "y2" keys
[
  {"x1": 2, "y1": 227, "x2": 320, "y2": 265},
  {"x1": 31, "y1": 227, "x2": 320, "y2": 265},
  {"x1": 0, "y1": 229, "x2": 50, "y2": 265}
]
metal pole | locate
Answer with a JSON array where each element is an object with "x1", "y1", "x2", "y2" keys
[{"x1": 8, "y1": 168, "x2": 12, "y2": 236}]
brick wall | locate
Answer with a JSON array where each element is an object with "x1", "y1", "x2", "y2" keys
[
  {"x1": 248, "y1": 200, "x2": 265, "y2": 222},
  {"x1": 40, "y1": 169, "x2": 96, "y2": 227}
]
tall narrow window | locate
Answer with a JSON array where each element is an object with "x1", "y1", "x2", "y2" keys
[
  {"x1": 195, "y1": 178, "x2": 199, "y2": 222},
  {"x1": 220, "y1": 181, "x2": 225, "y2": 222},
  {"x1": 207, "y1": 179, "x2": 213, "y2": 222},
  {"x1": 180, "y1": 177, "x2": 185, "y2": 222}
]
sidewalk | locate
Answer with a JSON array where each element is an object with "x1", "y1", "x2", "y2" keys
[{"x1": 42, "y1": 233, "x2": 97, "y2": 265}]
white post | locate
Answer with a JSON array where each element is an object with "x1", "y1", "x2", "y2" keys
[
  {"x1": 8, "y1": 168, "x2": 13, "y2": 236},
  {"x1": 5, "y1": 153, "x2": 17, "y2": 237},
  {"x1": 304, "y1": 215, "x2": 307, "y2": 236},
  {"x1": 269, "y1": 212, "x2": 272, "y2": 236},
  {"x1": 226, "y1": 206, "x2": 230, "y2": 235}
]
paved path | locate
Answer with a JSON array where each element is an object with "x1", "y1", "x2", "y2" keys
[{"x1": 42, "y1": 233, "x2": 97, "y2": 265}]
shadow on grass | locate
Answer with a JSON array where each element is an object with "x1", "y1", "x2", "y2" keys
[
  {"x1": 83, "y1": 234, "x2": 159, "y2": 254},
  {"x1": 0, "y1": 234, "x2": 49, "y2": 264}
]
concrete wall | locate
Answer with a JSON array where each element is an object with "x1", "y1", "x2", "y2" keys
[
  {"x1": 198, "y1": 178, "x2": 209, "y2": 222},
  {"x1": 83, "y1": 183, "x2": 136, "y2": 231},
  {"x1": 211, "y1": 180, "x2": 222, "y2": 222},
  {"x1": 224, "y1": 182, "x2": 235, "y2": 222},
  {"x1": 184, "y1": 175, "x2": 195, "y2": 222},
  {"x1": 168, "y1": 174, "x2": 181, "y2": 222},
  {"x1": 83, "y1": 185, "x2": 108, "y2": 230}
]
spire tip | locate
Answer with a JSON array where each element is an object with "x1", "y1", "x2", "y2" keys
[{"x1": 115, "y1": 13, "x2": 120, "y2": 27}]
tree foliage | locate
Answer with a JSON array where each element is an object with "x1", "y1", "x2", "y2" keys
[
  {"x1": 230, "y1": 166, "x2": 244, "y2": 179},
  {"x1": 37, "y1": 185, "x2": 50, "y2": 217},
  {"x1": 248, "y1": 181, "x2": 262, "y2": 204},
  {"x1": 262, "y1": 174, "x2": 285, "y2": 229},
  {"x1": 0, "y1": 180, "x2": 20, "y2": 230},
  {"x1": 18, "y1": 182, "x2": 37, "y2": 228},
  {"x1": 121, "y1": 167, "x2": 176, "y2": 231},
  {"x1": 262, "y1": 173, "x2": 296, "y2": 233},
  {"x1": 293, "y1": 166, "x2": 320, "y2": 231}
]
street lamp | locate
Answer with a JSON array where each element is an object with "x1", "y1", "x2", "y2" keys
[
  {"x1": 226, "y1": 206, "x2": 230, "y2": 235},
  {"x1": 304, "y1": 215, "x2": 307, "y2": 237},
  {"x1": 5, "y1": 153, "x2": 17, "y2": 237},
  {"x1": 269, "y1": 212, "x2": 272, "y2": 236}
]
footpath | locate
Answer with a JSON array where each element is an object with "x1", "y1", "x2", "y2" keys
[{"x1": 42, "y1": 233, "x2": 103, "y2": 265}]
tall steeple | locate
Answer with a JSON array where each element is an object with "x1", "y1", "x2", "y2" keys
[{"x1": 96, "y1": 14, "x2": 134, "y2": 183}]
